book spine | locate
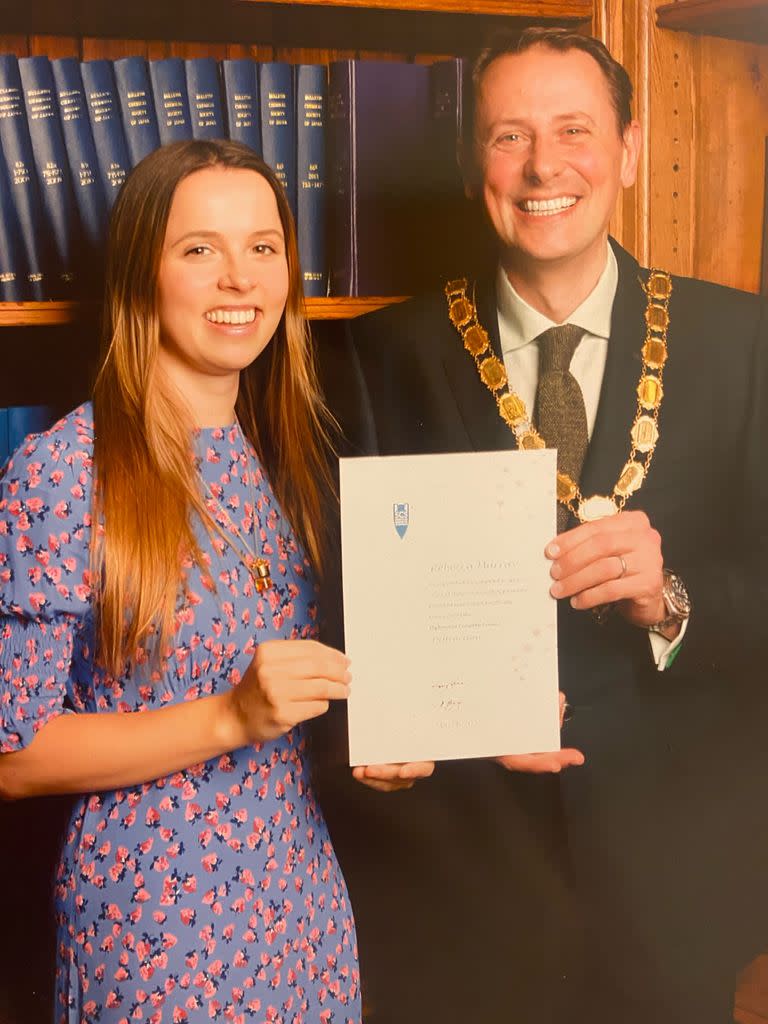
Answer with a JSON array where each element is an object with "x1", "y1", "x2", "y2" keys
[
  {"x1": 0, "y1": 147, "x2": 32, "y2": 301},
  {"x1": 260, "y1": 62, "x2": 296, "y2": 217},
  {"x1": 333, "y1": 61, "x2": 429, "y2": 296},
  {"x1": 429, "y1": 58, "x2": 463, "y2": 168},
  {"x1": 327, "y1": 61, "x2": 355, "y2": 296},
  {"x1": 149, "y1": 58, "x2": 193, "y2": 145},
  {"x1": 295, "y1": 65, "x2": 327, "y2": 298},
  {"x1": 19, "y1": 55, "x2": 81, "y2": 295},
  {"x1": 0, "y1": 53, "x2": 52, "y2": 299},
  {"x1": 51, "y1": 57, "x2": 108, "y2": 253},
  {"x1": 80, "y1": 60, "x2": 131, "y2": 210},
  {"x1": 113, "y1": 56, "x2": 161, "y2": 167},
  {"x1": 221, "y1": 59, "x2": 261, "y2": 155},
  {"x1": 185, "y1": 58, "x2": 225, "y2": 140},
  {"x1": 427, "y1": 57, "x2": 466, "y2": 278}
]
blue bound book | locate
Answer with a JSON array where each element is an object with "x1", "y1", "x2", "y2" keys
[
  {"x1": 185, "y1": 58, "x2": 225, "y2": 140},
  {"x1": 80, "y1": 60, "x2": 131, "y2": 210},
  {"x1": 295, "y1": 65, "x2": 327, "y2": 298},
  {"x1": 51, "y1": 57, "x2": 108, "y2": 254},
  {"x1": 7, "y1": 404, "x2": 56, "y2": 454},
  {"x1": 113, "y1": 56, "x2": 161, "y2": 167},
  {"x1": 221, "y1": 58, "x2": 261, "y2": 154},
  {"x1": 328, "y1": 60, "x2": 430, "y2": 296},
  {"x1": 427, "y1": 58, "x2": 467, "y2": 278},
  {"x1": 149, "y1": 58, "x2": 193, "y2": 144},
  {"x1": 259, "y1": 62, "x2": 296, "y2": 216},
  {"x1": 0, "y1": 53, "x2": 53, "y2": 299},
  {"x1": 19, "y1": 55, "x2": 81, "y2": 295},
  {"x1": 0, "y1": 147, "x2": 32, "y2": 301}
]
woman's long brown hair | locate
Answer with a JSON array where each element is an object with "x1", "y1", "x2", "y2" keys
[{"x1": 92, "y1": 140, "x2": 333, "y2": 675}]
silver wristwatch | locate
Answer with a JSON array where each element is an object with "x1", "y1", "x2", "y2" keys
[{"x1": 648, "y1": 569, "x2": 691, "y2": 634}]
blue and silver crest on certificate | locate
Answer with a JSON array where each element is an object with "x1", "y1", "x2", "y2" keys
[{"x1": 393, "y1": 502, "x2": 409, "y2": 539}]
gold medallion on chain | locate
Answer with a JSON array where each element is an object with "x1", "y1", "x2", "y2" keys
[{"x1": 444, "y1": 267, "x2": 672, "y2": 523}]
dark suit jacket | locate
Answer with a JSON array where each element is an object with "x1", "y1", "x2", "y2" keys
[{"x1": 314, "y1": 241, "x2": 768, "y2": 1023}]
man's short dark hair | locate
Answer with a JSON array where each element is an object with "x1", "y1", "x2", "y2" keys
[{"x1": 469, "y1": 27, "x2": 634, "y2": 138}]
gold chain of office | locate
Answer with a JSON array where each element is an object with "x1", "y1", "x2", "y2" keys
[{"x1": 444, "y1": 268, "x2": 673, "y2": 523}]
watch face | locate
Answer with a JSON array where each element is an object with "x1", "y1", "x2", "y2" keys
[{"x1": 664, "y1": 572, "x2": 691, "y2": 617}]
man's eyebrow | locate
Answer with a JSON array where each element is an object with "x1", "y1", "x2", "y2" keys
[{"x1": 552, "y1": 111, "x2": 597, "y2": 125}]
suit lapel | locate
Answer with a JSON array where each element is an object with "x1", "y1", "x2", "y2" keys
[
  {"x1": 579, "y1": 242, "x2": 647, "y2": 500},
  {"x1": 437, "y1": 249, "x2": 650, "y2": 471},
  {"x1": 439, "y1": 275, "x2": 513, "y2": 452}
]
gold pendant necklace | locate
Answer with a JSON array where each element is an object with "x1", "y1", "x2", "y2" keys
[
  {"x1": 200, "y1": 423, "x2": 273, "y2": 593},
  {"x1": 444, "y1": 268, "x2": 672, "y2": 523}
]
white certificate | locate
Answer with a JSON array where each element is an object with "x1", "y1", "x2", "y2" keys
[{"x1": 340, "y1": 449, "x2": 560, "y2": 765}]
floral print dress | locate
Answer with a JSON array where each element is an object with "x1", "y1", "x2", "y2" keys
[{"x1": 0, "y1": 405, "x2": 360, "y2": 1024}]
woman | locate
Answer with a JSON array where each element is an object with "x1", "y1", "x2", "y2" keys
[{"x1": 0, "y1": 140, "x2": 371, "y2": 1023}]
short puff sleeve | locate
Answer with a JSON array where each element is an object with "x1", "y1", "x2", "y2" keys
[{"x1": 0, "y1": 411, "x2": 94, "y2": 751}]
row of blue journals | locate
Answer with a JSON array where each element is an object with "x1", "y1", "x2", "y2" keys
[
  {"x1": 0, "y1": 406, "x2": 56, "y2": 470},
  {"x1": 0, "y1": 54, "x2": 327, "y2": 300},
  {"x1": 0, "y1": 53, "x2": 464, "y2": 302}
]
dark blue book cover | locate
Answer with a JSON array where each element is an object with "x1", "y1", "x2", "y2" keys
[
  {"x1": 0, "y1": 147, "x2": 32, "y2": 301},
  {"x1": 429, "y1": 57, "x2": 463, "y2": 170},
  {"x1": 260, "y1": 62, "x2": 296, "y2": 216},
  {"x1": 19, "y1": 55, "x2": 81, "y2": 295},
  {"x1": 221, "y1": 58, "x2": 261, "y2": 154},
  {"x1": 328, "y1": 60, "x2": 429, "y2": 296},
  {"x1": 427, "y1": 57, "x2": 467, "y2": 279},
  {"x1": 7, "y1": 404, "x2": 55, "y2": 454},
  {"x1": 149, "y1": 58, "x2": 192, "y2": 145},
  {"x1": 185, "y1": 58, "x2": 224, "y2": 140},
  {"x1": 295, "y1": 65, "x2": 327, "y2": 298},
  {"x1": 80, "y1": 60, "x2": 131, "y2": 210},
  {"x1": 0, "y1": 53, "x2": 53, "y2": 299},
  {"x1": 51, "y1": 57, "x2": 108, "y2": 253},
  {"x1": 113, "y1": 56, "x2": 161, "y2": 167},
  {"x1": 0, "y1": 408, "x2": 8, "y2": 469}
]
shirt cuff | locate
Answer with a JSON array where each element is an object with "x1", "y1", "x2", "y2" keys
[{"x1": 649, "y1": 616, "x2": 689, "y2": 672}]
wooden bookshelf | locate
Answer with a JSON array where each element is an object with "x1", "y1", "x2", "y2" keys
[
  {"x1": 239, "y1": 0, "x2": 591, "y2": 16},
  {"x1": 656, "y1": 0, "x2": 768, "y2": 44},
  {"x1": 306, "y1": 296, "x2": 409, "y2": 319},
  {"x1": 0, "y1": 0, "x2": 593, "y2": 328},
  {"x1": 1, "y1": 0, "x2": 591, "y2": 52},
  {"x1": 0, "y1": 297, "x2": 410, "y2": 327}
]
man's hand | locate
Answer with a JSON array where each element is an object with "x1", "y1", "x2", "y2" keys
[
  {"x1": 352, "y1": 761, "x2": 435, "y2": 793},
  {"x1": 495, "y1": 692, "x2": 585, "y2": 774},
  {"x1": 545, "y1": 510, "x2": 667, "y2": 629}
]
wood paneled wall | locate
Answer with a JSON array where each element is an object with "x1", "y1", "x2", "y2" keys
[{"x1": 597, "y1": 0, "x2": 768, "y2": 293}]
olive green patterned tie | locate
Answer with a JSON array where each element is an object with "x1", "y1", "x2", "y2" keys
[{"x1": 534, "y1": 324, "x2": 589, "y2": 533}]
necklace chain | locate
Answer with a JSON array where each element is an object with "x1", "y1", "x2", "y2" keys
[
  {"x1": 444, "y1": 268, "x2": 672, "y2": 523},
  {"x1": 200, "y1": 423, "x2": 273, "y2": 593}
]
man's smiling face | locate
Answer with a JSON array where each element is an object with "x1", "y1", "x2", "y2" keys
[{"x1": 470, "y1": 45, "x2": 640, "y2": 278}]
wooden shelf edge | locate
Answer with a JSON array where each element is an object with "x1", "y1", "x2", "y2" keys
[
  {"x1": 656, "y1": 0, "x2": 768, "y2": 44},
  {"x1": 305, "y1": 296, "x2": 409, "y2": 319},
  {"x1": 0, "y1": 297, "x2": 410, "y2": 326},
  {"x1": 0, "y1": 302, "x2": 91, "y2": 327},
  {"x1": 237, "y1": 0, "x2": 591, "y2": 17}
]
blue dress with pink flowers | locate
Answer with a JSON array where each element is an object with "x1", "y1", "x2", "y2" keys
[{"x1": 0, "y1": 405, "x2": 360, "y2": 1024}]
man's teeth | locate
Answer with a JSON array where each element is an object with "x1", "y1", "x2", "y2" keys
[
  {"x1": 521, "y1": 197, "x2": 578, "y2": 215},
  {"x1": 204, "y1": 309, "x2": 256, "y2": 325}
]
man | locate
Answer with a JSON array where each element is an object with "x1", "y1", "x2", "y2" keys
[{"x1": 316, "y1": 28, "x2": 768, "y2": 1024}]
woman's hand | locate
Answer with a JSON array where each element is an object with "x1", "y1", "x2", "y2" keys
[
  {"x1": 352, "y1": 761, "x2": 435, "y2": 793},
  {"x1": 494, "y1": 692, "x2": 585, "y2": 775},
  {"x1": 228, "y1": 639, "x2": 351, "y2": 744}
]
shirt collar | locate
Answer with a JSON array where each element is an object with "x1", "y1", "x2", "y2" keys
[{"x1": 496, "y1": 243, "x2": 618, "y2": 354}]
